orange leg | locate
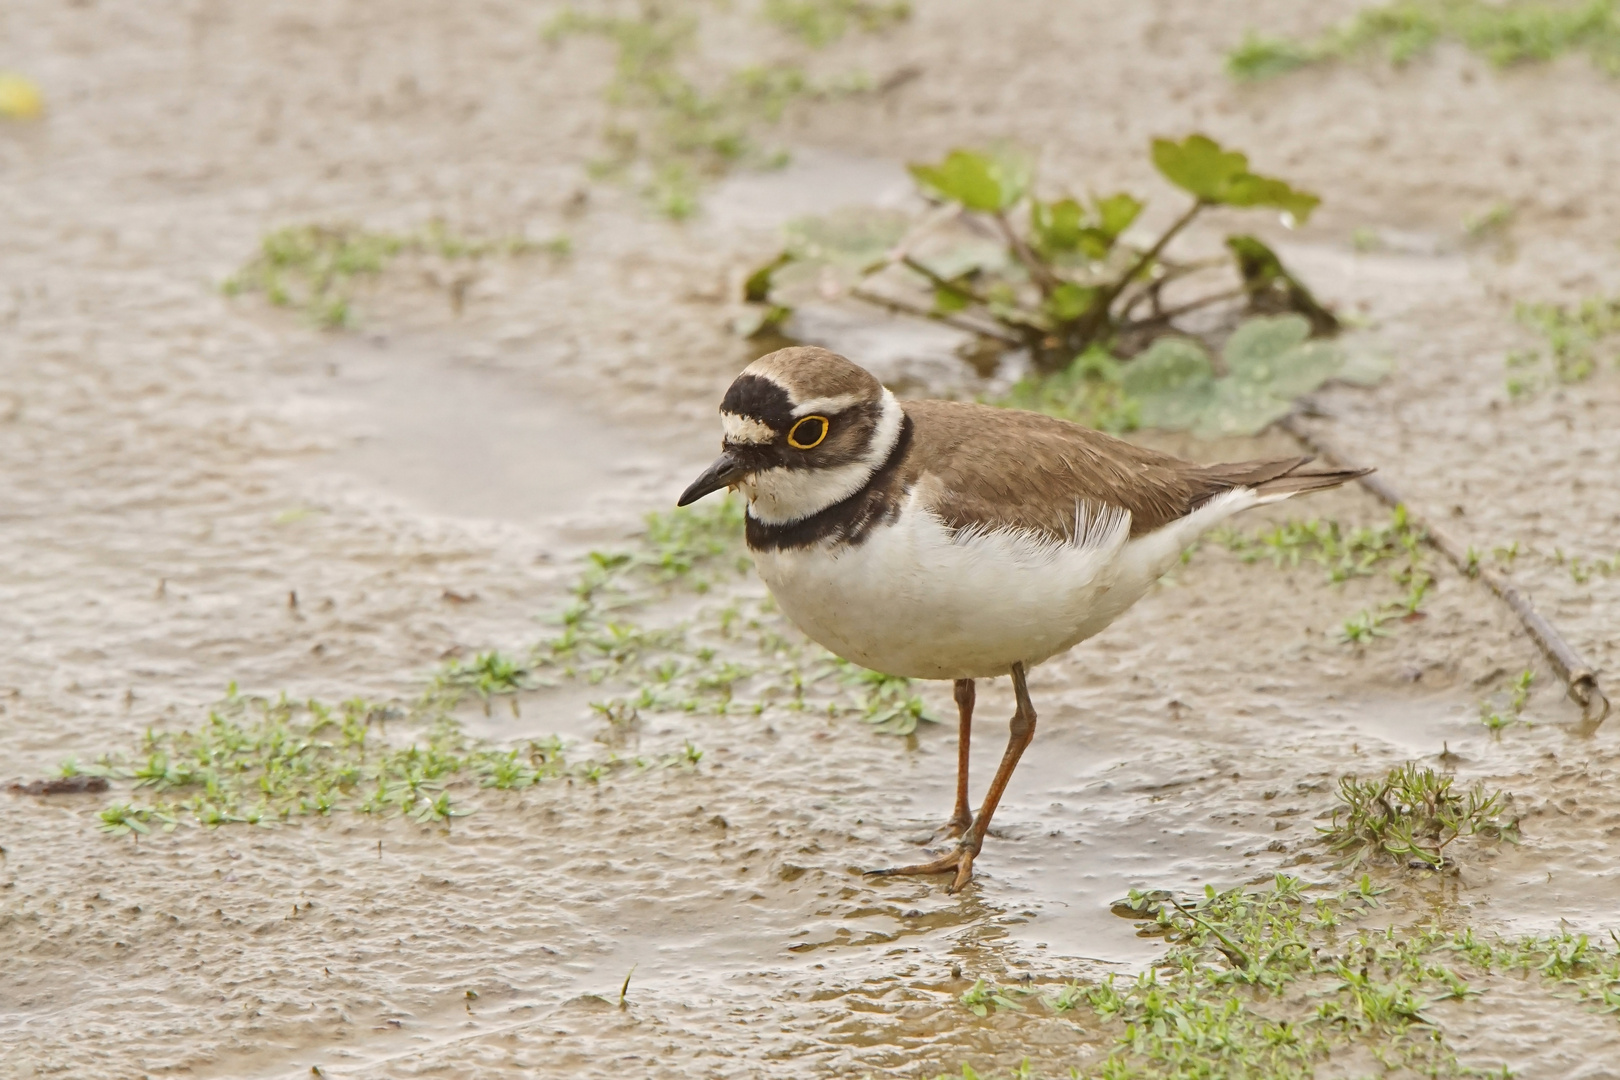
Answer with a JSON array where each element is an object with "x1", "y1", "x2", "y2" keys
[
  {"x1": 941, "y1": 678, "x2": 975, "y2": 838},
  {"x1": 871, "y1": 662, "x2": 1038, "y2": 893}
]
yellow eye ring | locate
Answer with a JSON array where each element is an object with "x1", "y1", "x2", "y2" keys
[{"x1": 787, "y1": 415, "x2": 829, "y2": 450}]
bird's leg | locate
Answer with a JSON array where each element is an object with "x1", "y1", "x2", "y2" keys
[
  {"x1": 937, "y1": 678, "x2": 975, "y2": 839},
  {"x1": 871, "y1": 663, "x2": 1038, "y2": 893}
]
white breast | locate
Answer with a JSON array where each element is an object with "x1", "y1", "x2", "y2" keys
[{"x1": 750, "y1": 487, "x2": 1260, "y2": 680}]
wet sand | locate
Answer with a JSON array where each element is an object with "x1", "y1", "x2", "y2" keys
[{"x1": 4, "y1": 2, "x2": 1620, "y2": 1077}]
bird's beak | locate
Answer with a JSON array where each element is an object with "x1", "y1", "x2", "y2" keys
[{"x1": 677, "y1": 449, "x2": 751, "y2": 506}]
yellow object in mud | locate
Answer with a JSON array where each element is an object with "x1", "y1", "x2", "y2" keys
[{"x1": 0, "y1": 73, "x2": 44, "y2": 120}]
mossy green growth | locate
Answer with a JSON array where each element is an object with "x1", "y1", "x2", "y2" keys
[
  {"x1": 223, "y1": 221, "x2": 562, "y2": 328},
  {"x1": 1229, "y1": 0, "x2": 1620, "y2": 80},
  {"x1": 937, "y1": 872, "x2": 1620, "y2": 1079}
]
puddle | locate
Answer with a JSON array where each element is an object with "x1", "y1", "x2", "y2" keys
[{"x1": 302, "y1": 337, "x2": 712, "y2": 535}]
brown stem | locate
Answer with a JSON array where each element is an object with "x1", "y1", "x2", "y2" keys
[
  {"x1": 899, "y1": 254, "x2": 993, "y2": 308},
  {"x1": 1101, "y1": 198, "x2": 1205, "y2": 313},
  {"x1": 993, "y1": 209, "x2": 1062, "y2": 297},
  {"x1": 848, "y1": 286, "x2": 1023, "y2": 345}
]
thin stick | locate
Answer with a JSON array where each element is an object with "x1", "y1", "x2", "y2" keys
[
  {"x1": 848, "y1": 285, "x2": 1023, "y2": 345},
  {"x1": 1279, "y1": 414, "x2": 1610, "y2": 728}
]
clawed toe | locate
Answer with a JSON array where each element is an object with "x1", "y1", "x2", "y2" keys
[{"x1": 866, "y1": 845, "x2": 978, "y2": 892}]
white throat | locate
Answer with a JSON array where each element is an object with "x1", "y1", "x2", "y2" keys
[{"x1": 741, "y1": 390, "x2": 903, "y2": 525}]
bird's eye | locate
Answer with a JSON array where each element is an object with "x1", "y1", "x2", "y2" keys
[{"x1": 787, "y1": 415, "x2": 829, "y2": 450}]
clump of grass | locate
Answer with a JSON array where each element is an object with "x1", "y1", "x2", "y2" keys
[
  {"x1": 1210, "y1": 506, "x2": 1432, "y2": 644},
  {"x1": 1228, "y1": 0, "x2": 1620, "y2": 80},
  {"x1": 545, "y1": 4, "x2": 878, "y2": 217},
  {"x1": 223, "y1": 221, "x2": 564, "y2": 328},
  {"x1": 1507, "y1": 293, "x2": 1620, "y2": 397},
  {"x1": 1323, "y1": 763, "x2": 1518, "y2": 868}
]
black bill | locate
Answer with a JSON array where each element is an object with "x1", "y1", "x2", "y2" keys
[{"x1": 677, "y1": 450, "x2": 751, "y2": 506}]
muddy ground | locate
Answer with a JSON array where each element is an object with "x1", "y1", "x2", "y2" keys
[{"x1": 3, "y1": 2, "x2": 1620, "y2": 1077}]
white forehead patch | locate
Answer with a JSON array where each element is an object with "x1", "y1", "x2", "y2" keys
[
  {"x1": 791, "y1": 392, "x2": 864, "y2": 417},
  {"x1": 722, "y1": 412, "x2": 777, "y2": 445}
]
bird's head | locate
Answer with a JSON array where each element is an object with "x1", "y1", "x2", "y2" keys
[{"x1": 678, "y1": 346, "x2": 904, "y2": 524}]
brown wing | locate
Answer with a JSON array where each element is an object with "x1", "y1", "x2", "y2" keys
[{"x1": 900, "y1": 400, "x2": 1366, "y2": 540}]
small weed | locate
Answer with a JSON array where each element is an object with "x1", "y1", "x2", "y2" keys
[
  {"x1": 1228, "y1": 0, "x2": 1620, "y2": 81},
  {"x1": 224, "y1": 221, "x2": 559, "y2": 328},
  {"x1": 960, "y1": 978, "x2": 1026, "y2": 1017},
  {"x1": 1210, "y1": 507, "x2": 1431, "y2": 644},
  {"x1": 1322, "y1": 763, "x2": 1517, "y2": 868},
  {"x1": 546, "y1": 3, "x2": 883, "y2": 217},
  {"x1": 1508, "y1": 293, "x2": 1620, "y2": 396},
  {"x1": 1479, "y1": 668, "x2": 1536, "y2": 731}
]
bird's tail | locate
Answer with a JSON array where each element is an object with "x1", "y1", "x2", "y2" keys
[{"x1": 1199, "y1": 455, "x2": 1373, "y2": 505}]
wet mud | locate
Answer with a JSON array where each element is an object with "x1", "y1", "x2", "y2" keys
[{"x1": 4, "y1": 2, "x2": 1620, "y2": 1077}]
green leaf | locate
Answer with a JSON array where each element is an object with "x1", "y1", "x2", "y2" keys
[
  {"x1": 1193, "y1": 378, "x2": 1295, "y2": 439},
  {"x1": 1226, "y1": 234, "x2": 1339, "y2": 333},
  {"x1": 743, "y1": 251, "x2": 794, "y2": 303},
  {"x1": 1223, "y1": 174, "x2": 1321, "y2": 220},
  {"x1": 908, "y1": 149, "x2": 1028, "y2": 213},
  {"x1": 1121, "y1": 337, "x2": 1217, "y2": 430},
  {"x1": 1094, "y1": 192, "x2": 1144, "y2": 238},
  {"x1": 1150, "y1": 134, "x2": 1320, "y2": 222},
  {"x1": 1030, "y1": 197, "x2": 1085, "y2": 253},
  {"x1": 934, "y1": 284, "x2": 970, "y2": 314},
  {"x1": 1223, "y1": 313, "x2": 1313, "y2": 376},
  {"x1": 1151, "y1": 134, "x2": 1249, "y2": 201},
  {"x1": 1043, "y1": 281, "x2": 1098, "y2": 323}
]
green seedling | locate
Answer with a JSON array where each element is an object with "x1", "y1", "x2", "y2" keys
[
  {"x1": 1479, "y1": 668, "x2": 1536, "y2": 731},
  {"x1": 1229, "y1": 0, "x2": 1620, "y2": 80}
]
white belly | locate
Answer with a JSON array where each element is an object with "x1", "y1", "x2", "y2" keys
[
  {"x1": 751, "y1": 487, "x2": 1261, "y2": 680},
  {"x1": 750, "y1": 496, "x2": 1135, "y2": 679}
]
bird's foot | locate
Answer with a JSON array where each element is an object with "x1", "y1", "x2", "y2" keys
[
  {"x1": 933, "y1": 809, "x2": 974, "y2": 842},
  {"x1": 867, "y1": 843, "x2": 977, "y2": 893}
]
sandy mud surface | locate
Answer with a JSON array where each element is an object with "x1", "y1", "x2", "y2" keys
[{"x1": 3, "y1": 2, "x2": 1620, "y2": 1077}]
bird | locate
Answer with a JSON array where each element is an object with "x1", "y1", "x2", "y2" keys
[{"x1": 677, "y1": 346, "x2": 1369, "y2": 892}]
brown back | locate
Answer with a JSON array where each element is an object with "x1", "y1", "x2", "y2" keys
[{"x1": 900, "y1": 400, "x2": 1335, "y2": 540}]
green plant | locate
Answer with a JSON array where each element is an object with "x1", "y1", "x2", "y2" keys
[
  {"x1": 1228, "y1": 0, "x2": 1620, "y2": 80},
  {"x1": 1508, "y1": 293, "x2": 1620, "y2": 396},
  {"x1": 546, "y1": 3, "x2": 883, "y2": 217},
  {"x1": 1210, "y1": 507, "x2": 1431, "y2": 643},
  {"x1": 1322, "y1": 763, "x2": 1518, "y2": 868},
  {"x1": 1480, "y1": 668, "x2": 1536, "y2": 731},
  {"x1": 223, "y1": 221, "x2": 559, "y2": 328},
  {"x1": 746, "y1": 134, "x2": 1337, "y2": 375}
]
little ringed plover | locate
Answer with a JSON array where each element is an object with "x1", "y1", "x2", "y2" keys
[{"x1": 678, "y1": 346, "x2": 1369, "y2": 892}]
